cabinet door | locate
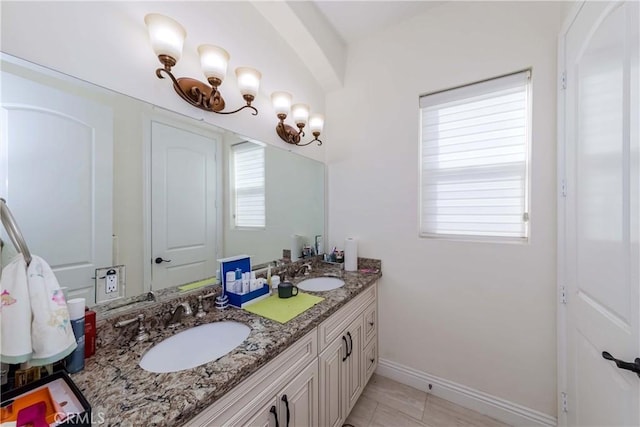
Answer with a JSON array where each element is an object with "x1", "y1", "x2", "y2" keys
[
  {"x1": 344, "y1": 317, "x2": 363, "y2": 415},
  {"x1": 279, "y1": 360, "x2": 318, "y2": 427},
  {"x1": 318, "y1": 335, "x2": 347, "y2": 427},
  {"x1": 232, "y1": 395, "x2": 280, "y2": 427}
]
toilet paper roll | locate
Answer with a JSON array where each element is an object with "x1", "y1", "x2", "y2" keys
[
  {"x1": 344, "y1": 238, "x2": 358, "y2": 272},
  {"x1": 291, "y1": 234, "x2": 302, "y2": 261},
  {"x1": 67, "y1": 298, "x2": 86, "y2": 320}
]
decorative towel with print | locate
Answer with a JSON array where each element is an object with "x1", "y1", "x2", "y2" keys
[
  {"x1": 0, "y1": 254, "x2": 33, "y2": 364},
  {"x1": 27, "y1": 255, "x2": 77, "y2": 365}
]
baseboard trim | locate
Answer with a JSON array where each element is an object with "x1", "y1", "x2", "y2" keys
[{"x1": 376, "y1": 358, "x2": 557, "y2": 427}]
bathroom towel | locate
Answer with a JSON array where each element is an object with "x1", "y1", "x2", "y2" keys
[
  {"x1": 0, "y1": 254, "x2": 34, "y2": 364},
  {"x1": 27, "y1": 255, "x2": 77, "y2": 366}
]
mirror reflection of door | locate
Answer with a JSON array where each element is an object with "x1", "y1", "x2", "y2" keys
[
  {"x1": 150, "y1": 120, "x2": 218, "y2": 290},
  {"x1": 1, "y1": 70, "x2": 113, "y2": 305}
]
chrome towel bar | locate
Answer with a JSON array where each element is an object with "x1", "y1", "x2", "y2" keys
[{"x1": 0, "y1": 198, "x2": 32, "y2": 266}]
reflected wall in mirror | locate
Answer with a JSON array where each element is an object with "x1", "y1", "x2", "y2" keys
[{"x1": 0, "y1": 53, "x2": 325, "y2": 304}]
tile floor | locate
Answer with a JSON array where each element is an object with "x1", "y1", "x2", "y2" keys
[{"x1": 345, "y1": 374, "x2": 511, "y2": 427}]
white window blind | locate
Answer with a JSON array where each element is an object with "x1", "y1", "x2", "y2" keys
[
  {"x1": 419, "y1": 70, "x2": 531, "y2": 240},
  {"x1": 231, "y1": 142, "x2": 265, "y2": 228}
]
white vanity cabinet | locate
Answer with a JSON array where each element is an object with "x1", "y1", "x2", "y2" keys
[
  {"x1": 318, "y1": 283, "x2": 378, "y2": 427},
  {"x1": 185, "y1": 330, "x2": 318, "y2": 427},
  {"x1": 185, "y1": 281, "x2": 378, "y2": 427}
]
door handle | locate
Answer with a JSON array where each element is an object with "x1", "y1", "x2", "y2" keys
[
  {"x1": 155, "y1": 257, "x2": 171, "y2": 264},
  {"x1": 281, "y1": 394, "x2": 290, "y2": 427},
  {"x1": 270, "y1": 405, "x2": 279, "y2": 427},
  {"x1": 342, "y1": 336, "x2": 349, "y2": 362},
  {"x1": 602, "y1": 351, "x2": 640, "y2": 377},
  {"x1": 347, "y1": 331, "x2": 353, "y2": 358}
]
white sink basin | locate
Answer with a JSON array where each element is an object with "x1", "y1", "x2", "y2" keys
[
  {"x1": 139, "y1": 321, "x2": 250, "y2": 373},
  {"x1": 297, "y1": 277, "x2": 345, "y2": 292}
]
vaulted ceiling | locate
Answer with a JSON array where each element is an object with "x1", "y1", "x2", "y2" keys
[{"x1": 252, "y1": 1, "x2": 446, "y2": 92}]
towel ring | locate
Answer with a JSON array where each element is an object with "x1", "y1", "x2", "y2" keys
[{"x1": 0, "y1": 198, "x2": 32, "y2": 266}]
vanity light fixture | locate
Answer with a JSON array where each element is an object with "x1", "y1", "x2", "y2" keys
[
  {"x1": 271, "y1": 91, "x2": 324, "y2": 146},
  {"x1": 145, "y1": 13, "x2": 261, "y2": 115}
]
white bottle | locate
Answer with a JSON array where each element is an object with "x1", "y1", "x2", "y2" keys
[
  {"x1": 242, "y1": 273, "x2": 250, "y2": 294},
  {"x1": 226, "y1": 271, "x2": 236, "y2": 294}
]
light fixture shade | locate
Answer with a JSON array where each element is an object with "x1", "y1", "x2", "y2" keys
[
  {"x1": 144, "y1": 13, "x2": 186, "y2": 61},
  {"x1": 291, "y1": 104, "x2": 310, "y2": 126},
  {"x1": 198, "y1": 45, "x2": 230, "y2": 83},
  {"x1": 235, "y1": 67, "x2": 262, "y2": 98},
  {"x1": 309, "y1": 113, "x2": 324, "y2": 134},
  {"x1": 271, "y1": 92, "x2": 292, "y2": 116}
]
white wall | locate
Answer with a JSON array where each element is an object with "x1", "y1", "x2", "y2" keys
[
  {"x1": 0, "y1": 1, "x2": 326, "y2": 162},
  {"x1": 326, "y1": 1, "x2": 569, "y2": 417}
]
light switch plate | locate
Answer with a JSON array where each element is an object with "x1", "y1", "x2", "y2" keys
[{"x1": 95, "y1": 265, "x2": 126, "y2": 303}]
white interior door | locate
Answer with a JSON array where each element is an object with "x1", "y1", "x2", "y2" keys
[
  {"x1": 562, "y1": 1, "x2": 639, "y2": 425},
  {"x1": 150, "y1": 120, "x2": 217, "y2": 290},
  {"x1": 0, "y1": 70, "x2": 113, "y2": 305}
]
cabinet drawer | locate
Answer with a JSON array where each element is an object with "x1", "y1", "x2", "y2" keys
[
  {"x1": 363, "y1": 301, "x2": 377, "y2": 345},
  {"x1": 363, "y1": 339, "x2": 377, "y2": 385},
  {"x1": 318, "y1": 283, "x2": 376, "y2": 352}
]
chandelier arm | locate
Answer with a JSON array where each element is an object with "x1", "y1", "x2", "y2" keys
[
  {"x1": 156, "y1": 68, "x2": 257, "y2": 115},
  {"x1": 156, "y1": 68, "x2": 192, "y2": 102},
  {"x1": 214, "y1": 104, "x2": 258, "y2": 116},
  {"x1": 295, "y1": 137, "x2": 323, "y2": 147}
]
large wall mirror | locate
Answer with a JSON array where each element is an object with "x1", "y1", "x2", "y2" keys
[{"x1": 0, "y1": 53, "x2": 325, "y2": 306}]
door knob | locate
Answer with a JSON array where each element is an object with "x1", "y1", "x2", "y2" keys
[
  {"x1": 602, "y1": 351, "x2": 640, "y2": 377},
  {"x1": 154, "y1": 257, "x2": 171, "y2": 264}
]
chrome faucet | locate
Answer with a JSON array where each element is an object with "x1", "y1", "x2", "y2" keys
[
  {"x1": 166, "y1": 302, "x2": 193, "y2": 328},
  {"x1": 299, "y1": 263, "x2": 312, "y2": 276},
  {"x1": 287, "y1": 262, "x2": 312, "y2": 279}
]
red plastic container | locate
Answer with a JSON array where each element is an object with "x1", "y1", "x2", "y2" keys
[{"x1": 84, "y1": 308, "x2": 96, "y2": 358}]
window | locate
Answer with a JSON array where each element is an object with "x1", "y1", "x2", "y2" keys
[
  {"x1": 419, "y1": 70, "x2": 531, "y2": 241},
  {"x1": 231, "y1": 142, "x2": 265, "y2": 228}
]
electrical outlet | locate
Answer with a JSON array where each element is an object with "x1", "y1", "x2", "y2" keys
[
  {"x1": 105, "y1": 269, "x2": 118, "y2": 293},
  {"x1": 95, "y1": 265, "x2": 126, "y2": 304}
]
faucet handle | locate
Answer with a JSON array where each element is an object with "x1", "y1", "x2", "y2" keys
[
  {"x1": 195, "y1": 293, "x2": 217, "y2": 318},
  {"x1": 115, "y1": 313, "x2": 145, "y2": 328},
  {"x1": 115, "y1": 313, "x2": 149, "y2": 342}
]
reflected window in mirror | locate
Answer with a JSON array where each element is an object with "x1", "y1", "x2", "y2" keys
[{"x1": 231, "y1": 142, "x2": 265, "y2": 228}]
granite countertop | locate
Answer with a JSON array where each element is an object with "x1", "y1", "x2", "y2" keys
[{"x1": 71, "y1": 259, "x2": 381, "y2": 426}]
